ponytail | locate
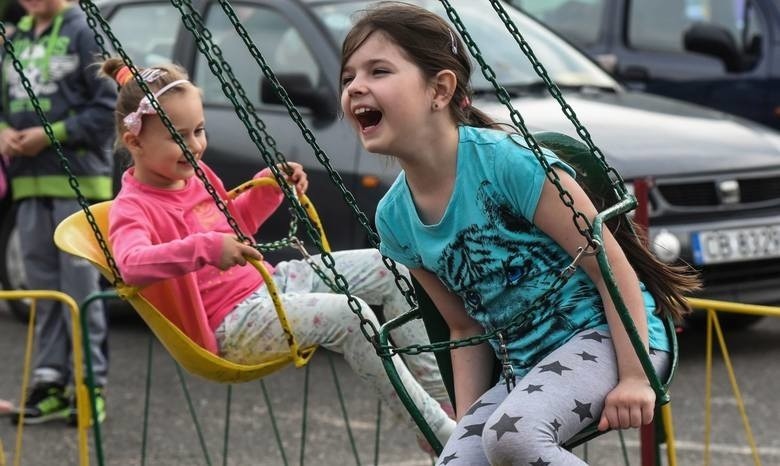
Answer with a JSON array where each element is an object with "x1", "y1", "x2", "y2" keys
[{"x1": 588, "y1": 186, "x2": 700, "y2": 322}]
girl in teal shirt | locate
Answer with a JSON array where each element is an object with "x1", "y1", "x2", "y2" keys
[{"x1": 339, "y1": 3, "x2": 698, "y2": 464}]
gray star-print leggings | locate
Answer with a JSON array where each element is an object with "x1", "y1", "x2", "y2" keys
[{"x1": 436, "y1": 329, "x2": 670, "y2": 465}]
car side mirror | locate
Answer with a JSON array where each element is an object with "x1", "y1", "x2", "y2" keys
[
  {"x1": 261, "y1": 73, "x2": 336, "y2": 120},
  {"x1": 683, "y1": 22, "x2": 743, "y2": 73}
]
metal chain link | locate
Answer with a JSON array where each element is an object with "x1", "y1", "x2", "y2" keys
[
  {"x1": 79, "y1": 0, "x2": 110, "y2": 61},
  {"x1": 78, "y1": 0, "x2": 253, "y2": 254},
  {"x1": 171, "y1": 0, "x2": 301, "y2": 253},
  {"x1": 440, "y1": 0, "x2": 599, "y2": 246},
  {"x1": 213, "y1": 0, "x2": 423, "y2": 321},
  {"x1": 166, "y1": 0, "x2": 387, "y2": 347},
  {"x1": 215, "y1": 0, "x2": 382, "y2": 245},
  {"x1": 486, "y1": 0, "x2": 626, "y2": 198}
]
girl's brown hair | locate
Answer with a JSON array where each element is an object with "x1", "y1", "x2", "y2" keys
[
  {"x1": 342, "y1": 2, "x2": 699, "y2": 321},
  {"x1": 586, "y1": 185, "x2": 700, "y2": 322},
  {"x1": 341, "y1": 1, "x2": 495, "y2": 128},
  {"x1": 99, "y1": 57, "x2": 192, "y2": 144}
]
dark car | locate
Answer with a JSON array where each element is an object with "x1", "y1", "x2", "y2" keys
[
  {"x1": 3, "y1": 0, "x2": 780, "y2": 326},
  {"x1": 511, "y1": 0, "x2": 780, "y2": 131}
]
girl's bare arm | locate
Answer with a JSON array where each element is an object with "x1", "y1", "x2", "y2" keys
[
  {"x1": 533, "y1": 168, "x2": 655, "y2": 430},
  {"x1": 411, "y1": 267, "x2": 495, "y2": 420}
]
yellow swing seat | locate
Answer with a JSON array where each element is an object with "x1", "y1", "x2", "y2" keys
[{"x1": 53, "y1": 178, "x2": 327, "y2": 384}]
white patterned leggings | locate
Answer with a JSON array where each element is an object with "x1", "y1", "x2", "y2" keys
[
  {"x1": 436, "y1": 329, "x2": 670, "y2": 465},
  {"x1": 215, "y1": 249, "x2": 455, "y2": 443}
]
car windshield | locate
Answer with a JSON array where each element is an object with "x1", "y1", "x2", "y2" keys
[{"x1": 311, "y1": 0, "x2": 618, "y2": 93}]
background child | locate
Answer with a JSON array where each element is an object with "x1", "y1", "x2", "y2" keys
[
  {"x1": 339, "y1": 3, "x2": 698, "y2": 465},
  {"x1": 0, "y1": 0, "x2": 115, "y2": 425},
  {"x1": 101, "y1": 58, "x2": 455, "y2": 448}
]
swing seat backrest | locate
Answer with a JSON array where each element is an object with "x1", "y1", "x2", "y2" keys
[
  {"x1": 412, "y1": 131, "x2": 678, "y2": 449},
  {"x1": 54, "y1": 201, "x2": 316, "y2": 384}
]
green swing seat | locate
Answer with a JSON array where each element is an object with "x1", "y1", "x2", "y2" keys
[{"x1": 380, "y1": 131, "x2": 678, "y2": 452}]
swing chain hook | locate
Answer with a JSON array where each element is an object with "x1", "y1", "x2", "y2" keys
[
  {"x1": 290, "y1": 237, "x2": 339, "y2": 289},
  {"x1": 289, "y1": 236, "x2": 310, "y2": 259},
  {"x1": 562, "y1": 239, "x2": 602, "y2": 279},
  {"x1": 497, "y1": 331, "x2": 516, "y2": 392}
]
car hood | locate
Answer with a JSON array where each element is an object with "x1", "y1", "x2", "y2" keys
[{"x1": 477, "y1": 90, "x2": 780, "y2": 179}]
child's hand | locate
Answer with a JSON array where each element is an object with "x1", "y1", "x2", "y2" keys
[
  {"x1": 597, "y1": 376, "x2": 655, "y2": 431},
  {"x1": 16, "y1": 127, "x2": 50, "y2": 157},
  {"x1": 279, "y1": 162, "x2": 308, "y2": 195},
  {"x1": 218, "y1": 235, "x2": 263, "y2": 270},
  {"x1": 0, "y1": 127, "x2": 22, "y2": 157}
]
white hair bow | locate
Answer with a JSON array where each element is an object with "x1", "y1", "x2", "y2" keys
[{"x1": 122, "y1": 79, "x2": 189, "y2": 135}]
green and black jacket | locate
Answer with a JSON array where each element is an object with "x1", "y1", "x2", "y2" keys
[{"x1": 0, "y1": 5, "x2": 117, "y2": 201}]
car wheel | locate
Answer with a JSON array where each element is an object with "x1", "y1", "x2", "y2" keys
[{"x1": 0, "y1": 209, "x2": 30, "y2": 322}]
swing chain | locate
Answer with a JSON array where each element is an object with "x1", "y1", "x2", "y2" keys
[
  {"x1": 169, "y1": 0, "x2": 412, "y2": 349},
  {"x1": 80, "y1": 0, "x2": 111, "y2": 60},
  {"x1": 440, "y1": 0, "x2": 627, "y2": 245},
  {"x1": 78, "y1": 0, "x2": 255, "y2": 254},
  {"x1": 170, "y1": 1, "x2": 309, "y2": 256},
  {"x1": 215, "y1": 0, "x2": 382, "y2": 245},
  {"x1": 485, "y1": 0, "x2": 625, "y2": 197},
  {"x1": 497, "y1": 332, "x2": 516, "y2": 392}
]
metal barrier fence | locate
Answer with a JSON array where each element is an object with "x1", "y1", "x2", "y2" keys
[{"x1": 0, "y1": 290, "x2": 91, "y2": 466}]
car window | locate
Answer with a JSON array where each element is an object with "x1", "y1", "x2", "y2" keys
[
  {"x1": 510, "y1": 0, "x2": 606, "y2": 47},
  {"x1": 628, "y1": 0, "x2": 764, "y2": 56},
  {"x1": 196, "y1": 4, "x2": 320, "y2": 106},
  {"x1": 314, "y1": 0, "x2": 617, "y2": 91},
  {"x1": 106, "y1": 3, "x2": 179, "y2": 67}
]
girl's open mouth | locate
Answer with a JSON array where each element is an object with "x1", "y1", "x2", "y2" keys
[{"x1": 355, "y1": 107, "x2": 382, "y2": 130}]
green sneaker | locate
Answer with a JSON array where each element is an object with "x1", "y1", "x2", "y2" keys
[
  {"x1": 68, "y1": 386, "x2": 106, "y2": 427},
  {"x1": 10, "y1": 383, "x2": 70, "y2": 425}
]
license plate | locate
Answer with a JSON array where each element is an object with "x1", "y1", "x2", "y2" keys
[{"x1": 691, "y1": 225, "x2": 780, "y2": 265}]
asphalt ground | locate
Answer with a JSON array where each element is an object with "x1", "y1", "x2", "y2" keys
[{"x1": 1, "y1": 300, "x2": 779, "y2": 465}]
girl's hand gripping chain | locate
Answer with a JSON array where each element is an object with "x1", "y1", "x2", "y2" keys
[
  {"x1": 275, "y1": 162, "x2": 308, "y2": 195},
  {"x1": 218, "y1": 235, "x2": 263, "y2": 270}
]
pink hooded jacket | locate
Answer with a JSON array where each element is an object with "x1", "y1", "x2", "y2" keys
[{"x1": 109, "y1": 162, "x2": 284, "y2": 352}]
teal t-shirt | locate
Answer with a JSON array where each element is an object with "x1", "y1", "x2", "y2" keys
[{"x1": 376, "y1": 125, "x2": 669, "y2": 378}]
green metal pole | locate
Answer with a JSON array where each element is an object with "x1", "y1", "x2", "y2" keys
[{"x1": 79, "y1": 289, "x2": 119, "y2": 466}]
